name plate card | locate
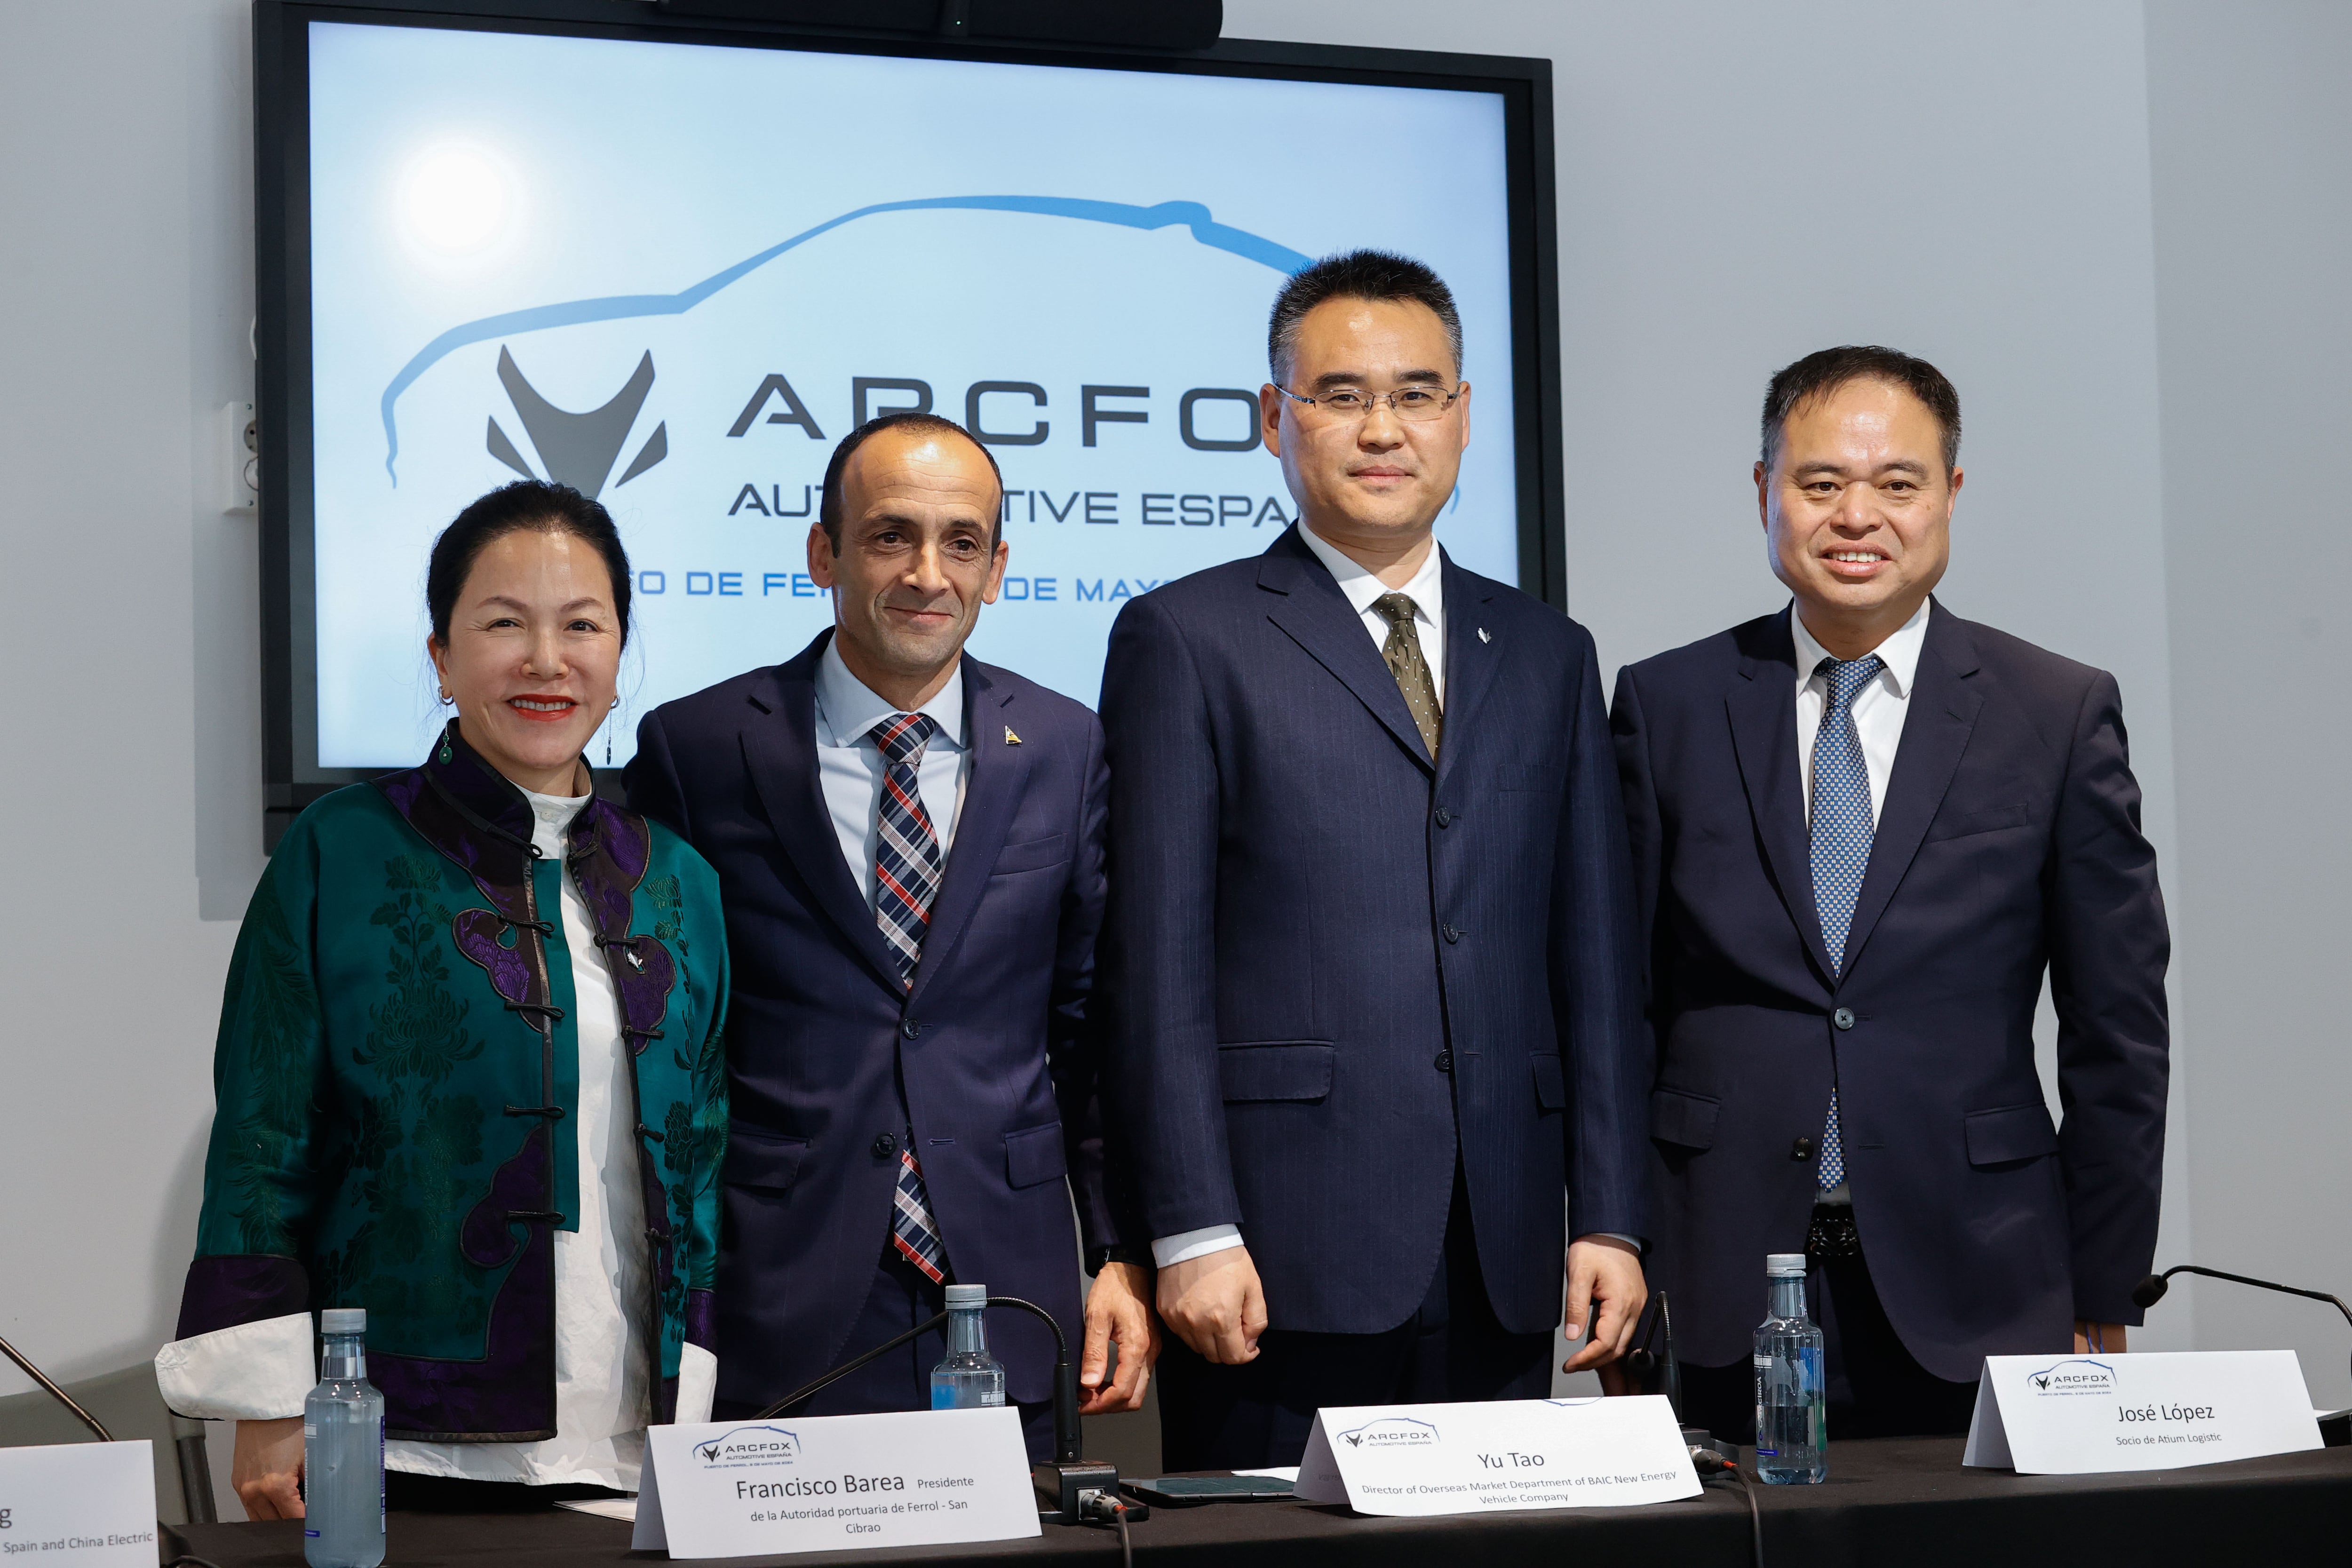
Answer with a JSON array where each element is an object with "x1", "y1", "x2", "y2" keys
[
  {"x1": 1293, "y1": 1397, "x2": 1700, "y2": 1516},
  {"x1": 1964, "y1": 1350, "x2": 2321, "y2": 1474},
  {"x1": 633, "y1": 1409, "x2": 1038, "y2": 1559},
  {"x1": 0, "y1": 1441, "x2": 158, "y2": 1568}
]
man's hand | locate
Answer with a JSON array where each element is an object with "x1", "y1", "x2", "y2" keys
[
  {"x1": 232, "y1": 1416, "x2": 305, "y2": 1520},
  {"x1": 1156, "y1": 1246, "x2": 1267, "y2": 1365},
  {"x1": 1562, "y1": 1236, "x2": 1647, "y2": 1375},
  {"x1": 2074, "y1": 1321, "x2": 2129, "y2": 1354},
  {"x1": 1079, "y1": 1262, "x2": 1161, "y2": 1414}
]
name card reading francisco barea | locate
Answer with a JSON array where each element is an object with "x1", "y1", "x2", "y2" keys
[
  {"x1": 1964, "y1": 1350, "x2": 2322, "y2": 1475},
  {"x1": 633, "y1": 1408, "x2": 1037, "y2": 1558},
  {"x1": 1294, "y1": 1397, "x2": 1700, "y2": 1516},
  {"x1": 0, "y1": 1441, "x2": 159, "y2": 1568}
]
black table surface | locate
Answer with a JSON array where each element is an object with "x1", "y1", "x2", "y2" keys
[{"x1": 163, "y1": 1438, "x2": 2350, "y2": 1568}]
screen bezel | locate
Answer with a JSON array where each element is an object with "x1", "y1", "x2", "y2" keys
[{"x1": 253, "y1": 0, "x2": 1563, "y2": 838}]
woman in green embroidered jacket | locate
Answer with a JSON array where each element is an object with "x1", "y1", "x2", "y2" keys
[{"x1": 155, "y1": 481, "x2": 730, "y2": 1516}]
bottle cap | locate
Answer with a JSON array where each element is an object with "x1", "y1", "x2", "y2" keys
[
  {"x1": 320, "y1": 1307, "x2": 366, "y2": 1333},
  {"x1": 943, "y1": 1283, "x2": 987, "y2": 1309},
  {"x1": 1765, "y1": 1253, "x2": 1808, "y2": 1278}
]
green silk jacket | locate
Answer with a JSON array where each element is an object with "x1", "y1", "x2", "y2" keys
[{"x1": 175, "y1": 729, "x2": 729, "y2": 1440}]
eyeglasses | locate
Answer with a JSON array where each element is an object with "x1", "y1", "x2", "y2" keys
[{"x1": 1274, "y1": 383, "x2": 1462, "y2": 423}]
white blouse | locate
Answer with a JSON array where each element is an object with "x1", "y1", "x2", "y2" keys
[{"x1": 156, "y1": 789, "x2": 715, "y2": 1490}]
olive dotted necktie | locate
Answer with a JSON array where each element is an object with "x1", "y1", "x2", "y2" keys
[
  {"x1": 1373, "y1": 592, "x2": 1443, "y2": 760},
  {"x1": 1810, "y1": 654, "x2": 1883, "y2": 1194}
]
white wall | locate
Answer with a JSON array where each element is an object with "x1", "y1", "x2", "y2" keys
[
  {"x1": 2145, "y1": 0, "x2": 2352, "y2": 1409},
  {"x1": 0, "y1": 0, "x2": 262, "y2": 1385},
  {"x1": 4, "y1": 0, "x2": 2345, "y2": 1409}
]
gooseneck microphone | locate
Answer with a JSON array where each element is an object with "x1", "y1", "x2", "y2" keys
[
  {"x1": 2134, "y1": 1263, "x2": 2352, "y2": 1442},
  {"x1": 0, "y1": 1331, "x2": 115, "y2": 1441},
  {"x1": 752, "y1": 1294, "x2": 1117, "y2": 1522}
]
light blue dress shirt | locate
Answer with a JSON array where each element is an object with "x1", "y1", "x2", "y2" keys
[{"x1": 812, "y1": 637, "x2": 969, "y2": 907}]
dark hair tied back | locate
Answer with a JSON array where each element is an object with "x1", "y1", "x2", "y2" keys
[{"x1": 426, "y1": 480, "x2": 633, "y2": 649}]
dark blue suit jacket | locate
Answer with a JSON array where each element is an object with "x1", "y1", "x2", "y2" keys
[
  {"x1": 1099, "y1": 527, "x2": 1650, "y2": 1338},
  {"x1": 1612, "y1": 602, "x2": 2169, "y2": 1378},
  {"x1": 626, "y1": 631, "x2": 1112, "y2": 1408}
]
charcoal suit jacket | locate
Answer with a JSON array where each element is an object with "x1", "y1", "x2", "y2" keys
[
  {"x1": 1099, "y1": 526, "x2": 1650, "y2": 1337},
  {"x1": 626, "y1": 630, "x2": 1113, "y2": 1409},
  {"x1": 1612, "y1": 601, "x2": 2169, "y2": 1378}
]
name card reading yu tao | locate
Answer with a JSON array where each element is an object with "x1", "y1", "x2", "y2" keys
[
  {"x1": 1293, "y1": 1396, "x2": 1700, "y2": 1516},
  {"x1": 634, "y1": 1409, "x2": 1038, "y2": 1558},
  {"x1": 0, "y1": 1441, "x2": 159, "y2": 1568},
  {"x1": 1964, "y1": 1350, "x2": 2321, "y2": 1474}
]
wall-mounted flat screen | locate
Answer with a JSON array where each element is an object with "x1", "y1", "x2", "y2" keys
[{"x1": 256, "y1": 2, "x2": 1560, "y2": 824}]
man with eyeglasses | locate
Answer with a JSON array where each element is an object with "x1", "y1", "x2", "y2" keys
[{"x1": 1098, "y1": 251, "x2": 1651, "y2": 1468}]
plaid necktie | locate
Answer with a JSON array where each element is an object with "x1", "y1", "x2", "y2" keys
[
  {"x1": 871, "y1": 712, "x2": 950, "y2": 1282},
  {"x1": 1810, "y1": 654, "x2": 1883, "y2": 1193},
  {"x1": 1372, "y1": 592, "x2": 1442, "y2": 759}
]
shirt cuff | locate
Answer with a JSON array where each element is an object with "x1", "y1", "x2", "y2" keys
[
  {"x1": 1577, "y1": 1232, "x2": 1645, "y2": 1253},
  {"x1": 1152, "y1": 1226, "x2": 1244, "y2": 1269},
  {"x1": 675, "y1": 1343, "x2": 718, "y2": 1426},
  {"x1": 155, "y1": 1311, "x2": 315, "y2": 1421}
]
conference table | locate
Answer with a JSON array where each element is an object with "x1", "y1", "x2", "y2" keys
[{"x1": 161, "y1": 1436, "x2": 2348, "y2": 1568}]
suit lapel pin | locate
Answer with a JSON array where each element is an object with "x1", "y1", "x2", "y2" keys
[
  {"x1": 1004, "y1": 726, "x2": 1022, "y2": 745},
  {"x1": 626, "y1": 948, "x2": 645, "y2": 973},
  {"x1": 1478, "y1": 627, "x2": 1491, "y2": 644}
]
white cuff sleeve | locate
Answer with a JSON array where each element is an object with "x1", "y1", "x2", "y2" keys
[
  {"x1": 675, "y1": 1342, "x2": 718, "y2": 1426},
  {"x1": 1578, "y1": 1232, "x2": 1645, "y2": 1252},
  {"x1": 1152, "y1": 1226, "x2": 1244, "y2": 1270},
  {"x1": 154, "y1": 1312, "x2": 315, "y2": 1421}
]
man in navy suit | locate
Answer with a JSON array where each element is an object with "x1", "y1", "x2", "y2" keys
[
  {"x1": 627, "y1": 413, "x2": 1156, "y2": 1455},
  {"x1": 1611, "y1": 347, "x2": 2169, "y2": 1440},
  {"x1": 1101, "y1": 252, "x2": 1652, "y2": 1470}
]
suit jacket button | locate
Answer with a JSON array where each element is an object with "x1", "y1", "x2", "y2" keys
[
  {"x1": 1833, "y1": 1007, "x2": 1856, "y2": 1031},
  {"x1": 1434, "y1": 807, "x2": 1453, "y2": 828},
  {"x1": 901, "y1": 1018, "x2": 922, "y2": 1040},
  {"x1": 1434, "y1": 1051, "x2": 1453, "y2": 1073},
  {"x1": 872, "y1": 1133, "x2": 898, "y2": 1158},
  {"x1": 1442, "y1": 923, "x2": 1462, "y2": 943},
  {"x1": 1791, "y1": 1136, "x2": 1815, "y2": 1160}
]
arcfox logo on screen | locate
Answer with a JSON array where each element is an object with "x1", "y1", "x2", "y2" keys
[
  {"x1": 2027, "y1": 1359, "x2": 2117, "y2": 1396},
  {"x1": 486, "y1": 344, "x2": 668, "y2": 498},
  {"x1": 1338, "y1": 1417, "x2": 1440, "y2": 1449},
  {"x1": 695, "y1": 1425, "x2": 802, "y2": 1466}
]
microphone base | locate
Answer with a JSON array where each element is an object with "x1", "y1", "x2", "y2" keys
[
  {"x1": 1683, "y1": 1426, "x2": 1740, "y2": 1465},
  {"x1": 2320, "y1": 1410, "x2": 2350, "y2": 1448},
  {"x1": 1033, "y1": 1457, "x2": 1120, "y2": 1523}
]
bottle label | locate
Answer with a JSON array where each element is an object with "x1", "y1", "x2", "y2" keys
[{"x1": 981, "y1": 1392, "x2": 1004, "y2": 1407}]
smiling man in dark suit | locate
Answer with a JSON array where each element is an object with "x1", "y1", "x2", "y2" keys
[
  {"x1": 1101, "y1": 251, "x2": 1652, "y2": 1470},
  {"x1": 626, "y1": 412, "x2": 1155, "y2": 1455},
  {"x1": 1611, "y1": 346, "x2": 2170, "y2": 1441}
]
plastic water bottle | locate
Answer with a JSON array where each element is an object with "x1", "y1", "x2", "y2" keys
[
  {"x1": 930, "y1": 1283, "x2": 1007, "y2": 1409},
  {"x1": 1753, "y1": 1253, "x2": 1827, "y2": 1483},
  {"x1": 303, "y1": 1307, "x2": 385, "y2": 1567}
]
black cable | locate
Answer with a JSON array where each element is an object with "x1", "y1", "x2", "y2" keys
[{"x1": 1732, "y1": 1464, "x2": 1763, "y2": 1568}]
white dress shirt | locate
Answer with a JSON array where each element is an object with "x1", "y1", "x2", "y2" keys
[
  {"x1": 156, "y1": 790, "x2": 716, "y2": 1492},
  {"x1": 1790, "y1": 598, "x2": 1931, "y2": 824},
  {"x1": 1294, "y1": 522, "x2": 1448, "y2": 704},
  {"x1": 812, "y1": 638, "x2": 970, "y2": 899}
]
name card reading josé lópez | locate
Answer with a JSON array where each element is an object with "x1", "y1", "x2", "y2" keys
[
  {"x1": 633, "y1": 1408, "x2": 1038, "y2": 1558},
  {"x1": 1293, "y1": 1396, "x2": 1700, "y2": 1516},
  {"x1": 1964, "y1": 1349, "x2": 2321, "y2": 1474},
  {"x1": 0, "y1": 1441, "x2": 159, "y2": 1568}
]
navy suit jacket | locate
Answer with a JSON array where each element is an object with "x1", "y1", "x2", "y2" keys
[
  {"x1": 1099, "y1": 527, "x2": 1650, "y2": 1338},
  {"x1": 626, "y1": 631, "x2": 1112, "y2": 1408},
  {"x1": 1612, "y1": 602, "x2": 2169, "y2": 1378}
]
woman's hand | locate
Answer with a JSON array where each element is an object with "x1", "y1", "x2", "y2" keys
[{"x1": 232, "y1": 1416, "x2": 306, "y2": 1519}]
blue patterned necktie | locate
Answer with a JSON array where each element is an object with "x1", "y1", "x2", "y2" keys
[
  {"x1": 1810, "y1": 654, "x2": 1883, "y2": 1194},
  {"x1": 871, "y1": 712, "x2": 950, "y2": 1282}
]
